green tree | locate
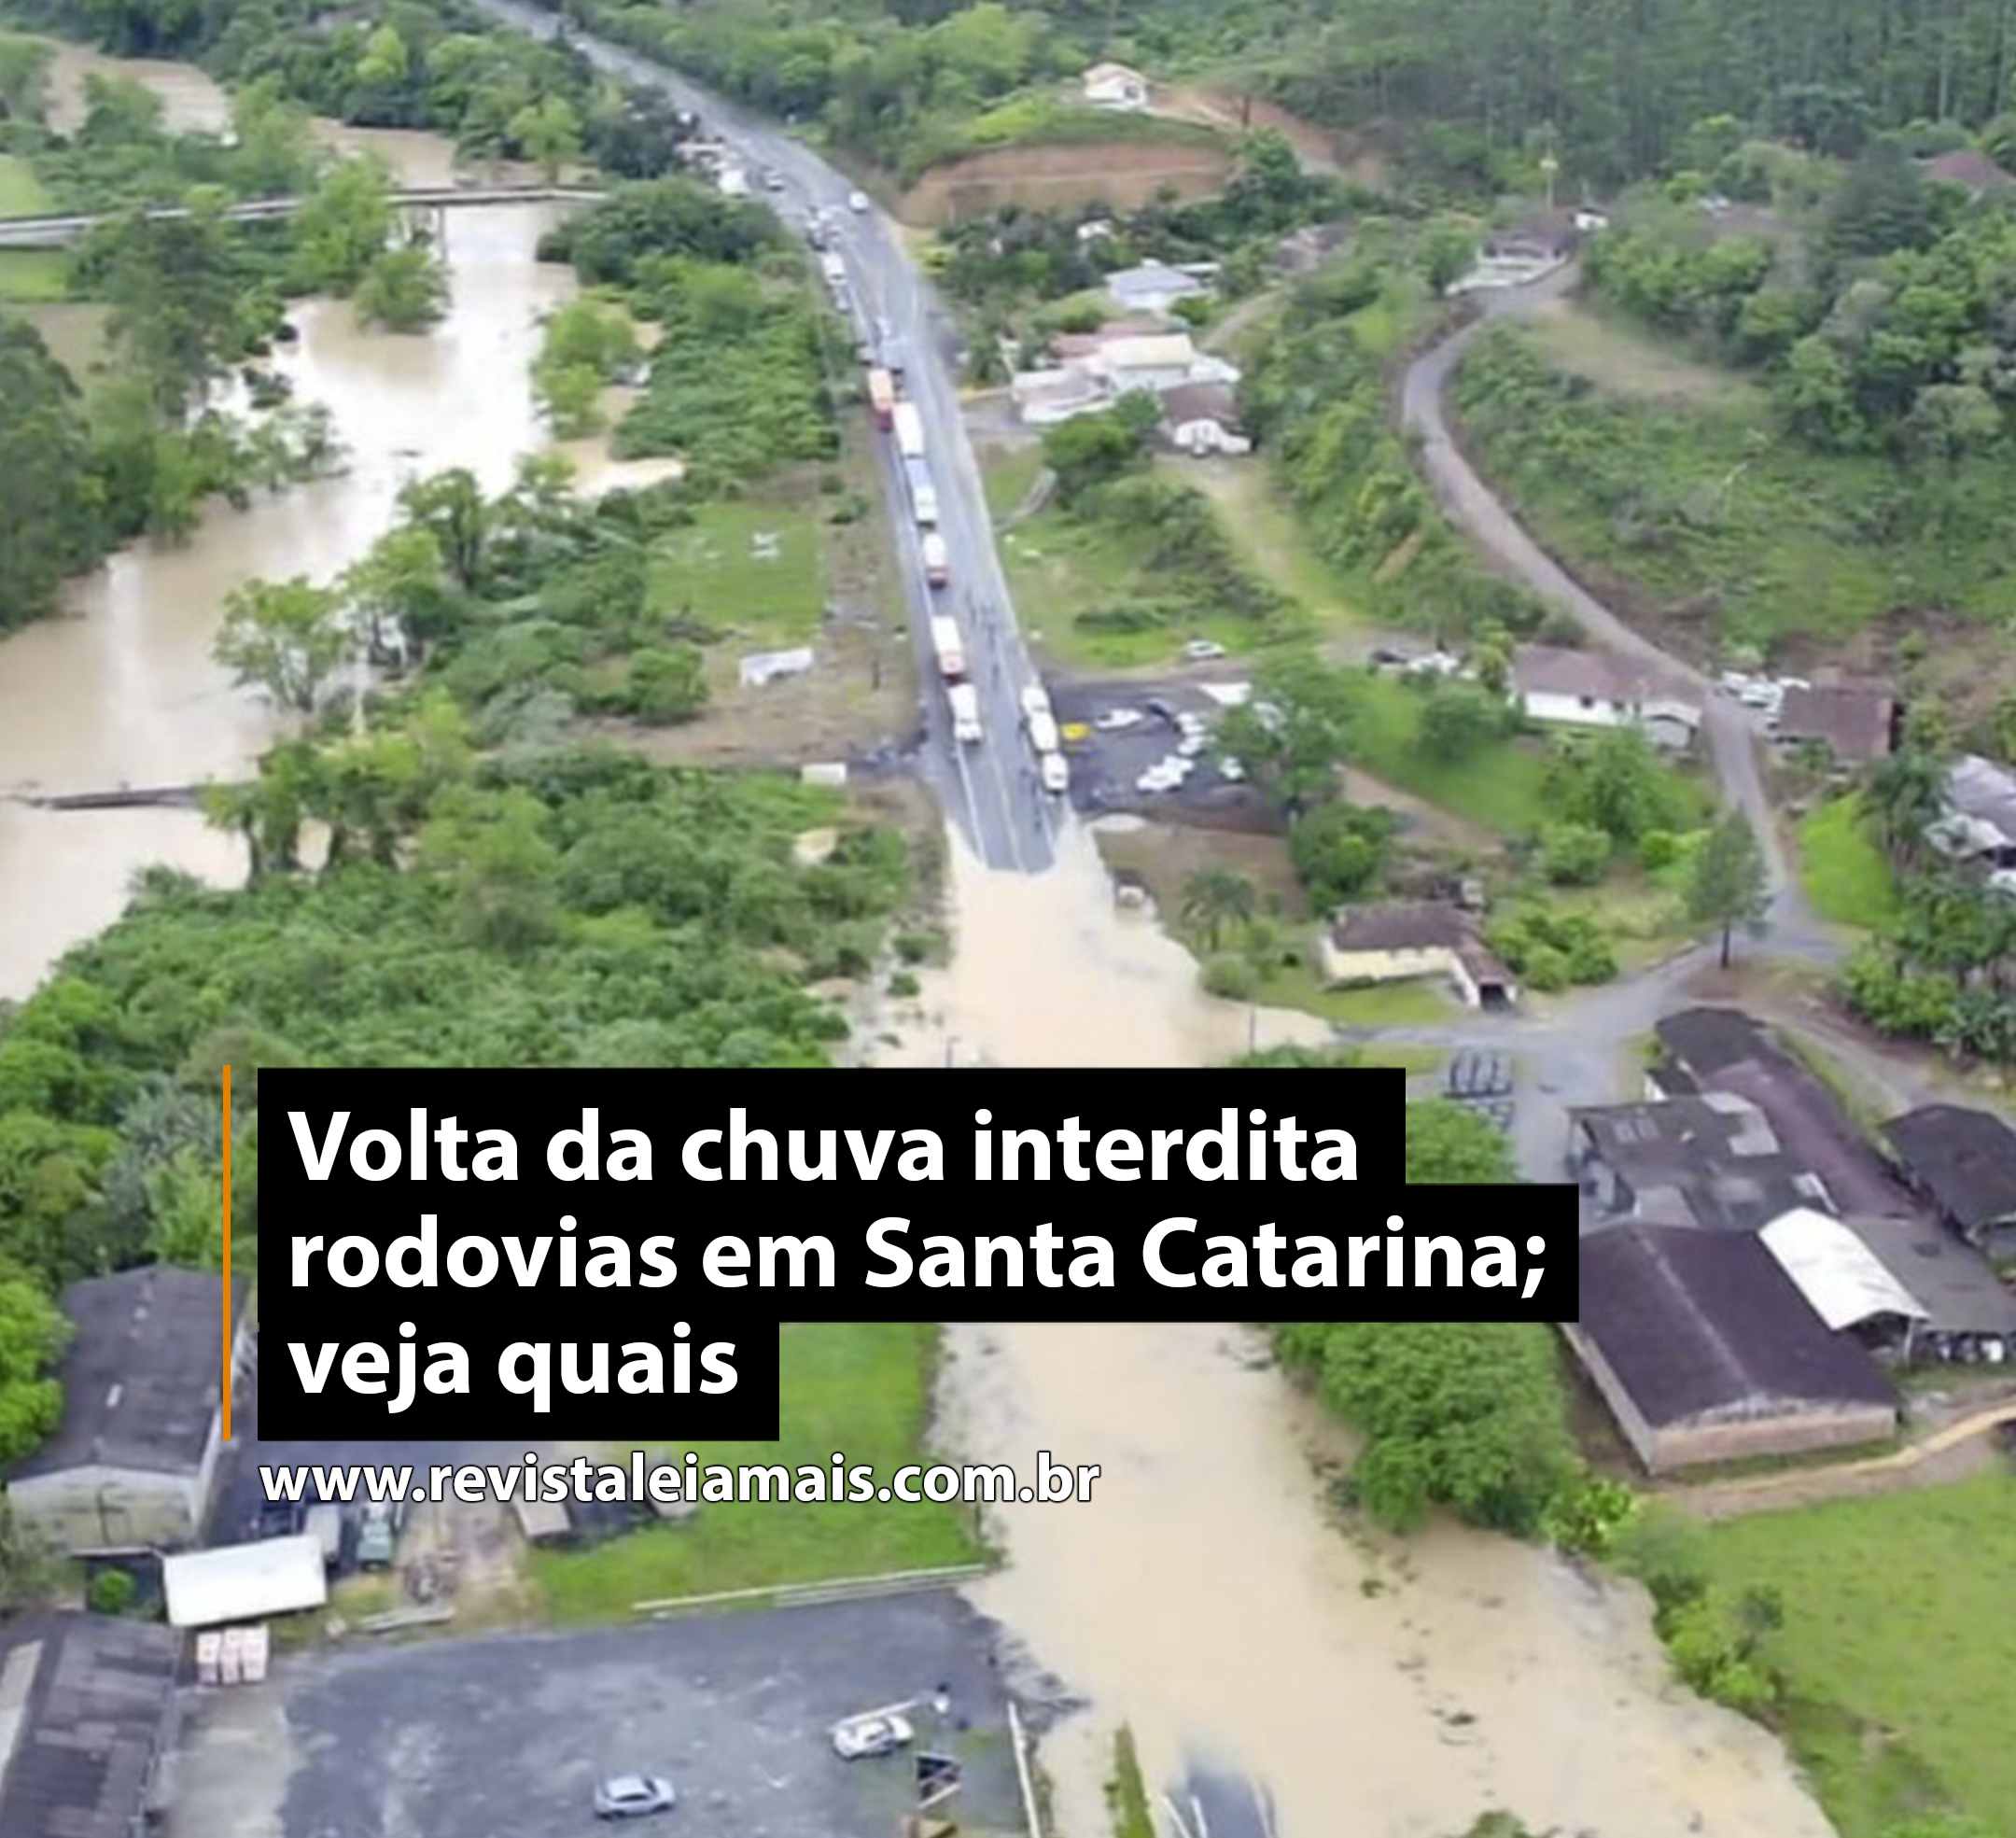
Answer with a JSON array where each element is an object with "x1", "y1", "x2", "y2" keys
[
  {"x1": 1555, "y1": 728, "x2": 1675, "y2": 845},
  {"x1": 1685, "y1": 811, "x2": 1770, "y2": 967},
  {"x1": 511, "y1": 93, "x2": 581, "y2": 181},
  {"x1": 1041, "y1": 405, "x2": 1150, "y2": 502},
  {"x1": 214, "y1": 577, "x2": 349, "y2": 714},
  {"x1": 1826, "y1": 138, "x2": 1934, "y2": 260},
  {"x1": 0, "y1": 1270, "x2": 65, "y2": 1468},
  {"x1": 1866, "y1": 742, "x2": 1949, "y2": 873},
  {"x1": 399, "y1": 468, "x2": 489, "y2": 590},
  {"x1": 1418, "y1": 685, "x2": 1503, "y2": 762},
  {"x1": 0, "y1": 321, "x2": 103, "y2": 632},
  {"x1": 1217, "y1": 659, "x2": 1356, "y2": 817},
  {"x1": 291, "y1": 156, "x2": 394, "y2": 295},
  {"x1": 1179, "y1": 868, "x2": 1257, "y2": 950},
  {"x1": 356, "y1": 246, "x2": 449, "y2": 332},
  {"x1": 0, "y1": 34, "x2": 53, "y2": 124},
  {"x1": 1288, "y1": 802, "x2": 1393, "y2": 905},
  {"x1": 95, "y1": 193, "x2": 254, "y2": 416},
  {"x1": 1405, "y1": 1101, "x2": 1515, "y2": 1183}
]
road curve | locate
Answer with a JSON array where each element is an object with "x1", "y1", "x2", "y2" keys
[
  {"x1": 1400, "y1": 269, "x2": 1826, "y2": 947},
  {"x1": 474, "y1": 0, "x2": 1057, "y2": 873}
]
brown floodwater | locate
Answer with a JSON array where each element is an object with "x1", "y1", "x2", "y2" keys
[
  {"x1": 0, "y1": 174, "x2": 667, "y2": 999},
  {"x1": 865, "y1": 819, "x2": 1334, "y2": 1069},
  {"x1": 942, "y1": 1320, "x2": 1837, "y2": 1838}
]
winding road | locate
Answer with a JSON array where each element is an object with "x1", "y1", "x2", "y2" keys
[{"x1": 476, "y1": 0, "x2": 1057, "y2": 875}]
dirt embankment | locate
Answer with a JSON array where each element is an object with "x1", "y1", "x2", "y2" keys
[{"x1": 900, "y1": 139, "x2": 1235, "y2": 226}]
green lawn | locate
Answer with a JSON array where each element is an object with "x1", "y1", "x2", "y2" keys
[
  {"x1": 530, "y1": 1321, "x2": 983, "y2": 1623},
  {"x1": 0, "y1": 249, "x2": 68, "y2": 302},
  {"x1": 1258, "y1": 958, "x2": 1460, "y2": 1028},
  {"x1": 647, "y1": 498, "x2": 821, "y2": 642},
  {"x1": 1347, "y1": 674, "x2": 1561, "y2": 835},
  {"x1": 1798, "y1": 795, "x2": 1900, "y2": 931},
  {"x1": 1169, "y1": 455, "x2": 1371, "y2": 636},
  {"x1": 0, "y1": 153, "x2": 51, "y2": 216},
  {"x1": 999, "y1": 501, "x2": 1280, "y2": 670},
  {"x1": 983, "y1": 445, "x2": 1044, "y2": 520},
  {"x1": 1701, "y1": 1474, "x2": 2016, "y2": 1837}
]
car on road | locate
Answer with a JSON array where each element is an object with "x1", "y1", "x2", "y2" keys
[
  {"x1": 832, "y1": 1712, "x2": 916, "y2": 1760},
  {"x1": 847, "y1": 189, "x2": 871, "y2": 212},
  {"x1": 1182, "y1": 638, "x2": 1226, "y2": 662},
  {"x1": 1027, "y1": 710, "x2": 1060, "y2": 755},
  {"x1": 594, "y1": 1775, "x2": 678, "y2": 1819},
  {"x1": 1041, "y1": 752, "x2": 1070, "y2": 796},
  {"x1": 761, "y1": 166, "x2": 786, "y2": 191},
  {"x1": 1020, "y1": 684, "x2": 1054, "y2": 726}
]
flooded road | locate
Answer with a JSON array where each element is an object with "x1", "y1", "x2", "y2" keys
[
  {"x1": 943, "y1": 1321, "x2": 1837, "y2": 1838},
  {"x1": 869, "y1": 820, "x2": 1332, "y2": 1068}
]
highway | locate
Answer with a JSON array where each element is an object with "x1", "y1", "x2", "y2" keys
[{"x1": 476, "y1": 0, "x2": 1058, "y2": 873}]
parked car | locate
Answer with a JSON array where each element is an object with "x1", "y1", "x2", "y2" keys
[
  {"x1": 594, "y1": 1775, "x2": 677, "y2": 1819},
  {"x1": 1143, "y1": 697, "x2": 1180, "y2": 730},
  {"x1": 847, "y1": 189, "x2": 871, "y2": 212},
  {"x1": 1094, "y1": 709, "x2": 1143, "y2": 732},
  {"x1": 761, "y1": 166, "x2": 786, "y2": 191},
  {"x1": 833, "y1": 1713, "x2": 915, "y2": 1761},
  {"x1": 1182, "y1": 638, "x2": 1226, "y2": 662},
  {"x1": 1218, "y1": 757, "x2": 1246, "y2": 781}
]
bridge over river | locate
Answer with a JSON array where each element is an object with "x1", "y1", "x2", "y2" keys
[{"x1": 0, "y1": 183, "x2": 606, "y2": 249}]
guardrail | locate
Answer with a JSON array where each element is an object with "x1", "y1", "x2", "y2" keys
[{"x1": 631, "y1": 1559, "x2": 990, "y2": 1619}]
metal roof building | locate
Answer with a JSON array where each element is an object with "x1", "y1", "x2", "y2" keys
[
  {"x1": 1759, "y1": 1208, "x2": 1928, "y2": 1332},
  {"x1": 161, "y1": 1533, "x2": 328, "y2": 1629}
]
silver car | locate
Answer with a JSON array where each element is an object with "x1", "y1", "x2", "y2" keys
[
  {"x1": 593, "y1": 1775, "x2": 677, "y2": 1819},
  {"x1": 831, "y1": 1712, "x2": 915, "y2": 1760}
]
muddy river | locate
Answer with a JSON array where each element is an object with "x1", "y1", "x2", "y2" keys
[
  {"x1": 945, "y1": 1321, "x2": 1835, "y2": 1838},
  {"x1": 2, "y1": 48, "x2": 1833, "y2": 1838},
  {"x1": 0, "y1": 67, "x2": 672, "y2": 1000}
]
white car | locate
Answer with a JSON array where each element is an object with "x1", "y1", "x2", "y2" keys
[
  {"x1": 1136, "y1": 765, "x2": 1180, "y2": 793},
  {"x1": 1183, "y1": 638, "x2": 1226, "y2": 662},
  {"x1": 1218, "y1": 757, "x2": 1246, "y2": 782},
  {"x1": 594, "y1": 1775, "x2": 677, "y2": 1819},
  {"x1": 833, "y1": 1713, "x2": 915, "y2": 1760},
  {"x1": 1041, "y1": 752, "x2": 1070, "y2": 795},
  {"x1": 1095, "y1": 709, "x2": 1143, "y2": 732},
  {"x1": 847, "y1": 189, "x2": 871, "y2": 213},
  {"x1": 1177, "y1": 735, "x2": 1208, "y2": 758},
  {"x1": 1020, "y1": 684, "x2": 1054, "y2": 726}
]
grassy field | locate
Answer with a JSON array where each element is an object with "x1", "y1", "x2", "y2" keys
[
  {"x1": 1452, "y1": 323, "x2": 2016, "y2": 672},
  {"x1": 648, "y1": 498, "x2": 821, "y2": 643},
  {"x1": 982, "y1": 444, "x2": 1044, "y2": 519},
  {"x1": 1346, "y1": 674, "x2": 1561, "y2": 835},
  {"x1": 1701, "y1": 1474, "x2": 2016, "y2": 1837},
  {"x1": 1259, "y1": 960, "x2": 1460, "y2": 1028},
  {"x1": 0, "y1": 153, "x2": 51, "y2": 216},
  {"x1": 1525, "y1": 298, "x2": 1763, "y2": 408},
  {"x1": 531, "y1": 1322, "x2": 983, "y2": 1623},
  {"x1": 1797, "y1": 795, "x2": 1900, "y2": 931},
  {"x1": 1171, "y1": 455, "x2": 1372, "y2": 636},
  {"x1": 998, "y1": 496, "x2": 1282, "y2": 671},
  {"x1": 0, "y1": 249, "x2": 67, "y2": 302}
]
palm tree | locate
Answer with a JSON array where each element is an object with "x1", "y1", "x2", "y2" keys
[{"x1": 1180, "y1": 868, "x2": 1257, "y2": 950}]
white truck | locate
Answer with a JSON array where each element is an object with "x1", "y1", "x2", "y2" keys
[
  {"x1": 891, "y1": 401, "x2": 926, "y2": 460},
  {"x1": 930, "y1": 613, "x2": 964, "y2": 680},
  {"x1": 903, "y1": 456, "x2": 939, "y2": 526},
  {"x1": 819, "y1": 250, "x2": 847, "y2": 290},
  {"x1": 1026, "y1": 709, "x2": 1060, "y2": 755},
  {"x1": 947, "y1": 682, "x2": 983, "y2": 744},
  {"x1": 920, "y1": 530, "x2": 950, "y2": 588}
]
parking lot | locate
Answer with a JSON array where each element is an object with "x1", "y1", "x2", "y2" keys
[
  {"x1": 1049, "y1": 676, "x2": 1266, "y2": 821},
  {"x1": 168, "y1": 1590, "x2": 1022, "y2": 1838}
]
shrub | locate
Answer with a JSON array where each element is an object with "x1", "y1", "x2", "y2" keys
[
  {"x1": 1537, "y1": 821, "x2": 1612, "y2": 886},
  {"x1": 1202, "y1": 954, "x2": 1259, "y2": 1000},
  {"x1": 1638, "y1": 828, "x2": 1680, "y2": 871},
  {"x1": 88, "y1": 1568, "x2": 137, "y2": 1616}
]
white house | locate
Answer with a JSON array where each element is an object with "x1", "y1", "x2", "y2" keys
[
  {"x1": 1160, "y1": 382, "x2": 1251, "y2": 456},
  {"x1": 1009, "y1": 365, "x2": 1111, "y2": 426},
  {"x1": 1512, "y1": 645, "x2": 1701, "y2": 750},
  {"x1": 1104, "y1": 260, "x2": 1210, "y2": 318},
  {"x1": 1082, "y1": 62, "x2": 1149, "y2": 112},
  {"x1": 1093, "y1": 331, "x2": 1236, "y2": 395},
  {"x1": 7, "y1": 1266, "x2": 254, "y2": 1554},
  {"x1": 1319, "y1": 902, "x2": 1518, "y2": 1010}
]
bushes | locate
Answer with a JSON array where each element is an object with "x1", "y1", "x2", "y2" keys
[
  {"x1": 1536, "y1": 821, "x2": 1612, "y2": 887},
  {"x1": 1289, "y1": 803, "x2": 1395, "y2": 906},
  {"x1": 1486, "y1": 905, "x2": 1618, "y2": 989}
]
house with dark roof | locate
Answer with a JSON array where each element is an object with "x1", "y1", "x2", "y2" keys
[
  {"x1": 1885, "y1": 1104, "x2": 2016, "y2": 1258},
  {"x1": 1566, "y1": 1225, "x2": 1899, "y2": 1472},
  {"x1": 1569, "y1": 1092, "x2": 1824, "y2": 1231},
  {"x1": 1319, "y1": 901, "x2": 1517, "y2": 1010},
  {"x1": 1650, "y1": 1007, "x2": 1921, "y2": 1221},
  {"x1": 1511, "y1": 645, "x2": 1701, "y2": 750},
  {"x1": 1919, "y1": 147, "x2": 2016, "y2": 200},
  {"x1": 1772, "y1": 683, "x2": 1899, "y2": 768},
  {"x1": 1159, "y1": 382, "x2": 1251, "y2": 456},
  {"x1": 0, "y1": 1613, "x2": 178, "y2": 1838},
  {"x1": 7, "y1": 1265, "x2": 253, "y2": 1553},
  {"x1": 1484, "y1": 213, "x2": 1582, "y2": 264}
]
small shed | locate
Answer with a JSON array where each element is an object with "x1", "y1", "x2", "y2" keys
[{"x1": 161, "y1": 1534, "x2": 328, "y2": 1630}]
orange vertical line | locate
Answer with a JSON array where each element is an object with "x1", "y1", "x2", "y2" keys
[{"x1": 222, "y1": 1064, "x2": 232, "y2": 1442}]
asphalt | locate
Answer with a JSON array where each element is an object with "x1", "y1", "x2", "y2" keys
[
  {"x1": 167, "y1": 1591, "x2": 1021, "y2": 1838},
  {"x1": 475, "y1": 0, "x2": 1057, "y2": 874}
]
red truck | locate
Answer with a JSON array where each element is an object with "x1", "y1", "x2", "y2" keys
[{"x1": 865, "y1": 366, "x2": 896, "y2": 431}]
